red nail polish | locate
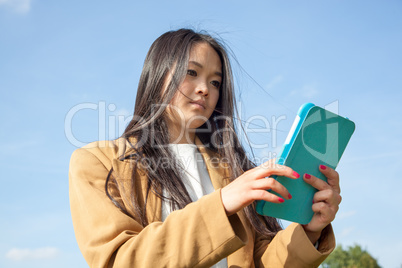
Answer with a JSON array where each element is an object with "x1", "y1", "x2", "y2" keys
[
  {"x1": 278, "y1": 198, "x2": 285, "y2": 203},
  {"x1": 288, "y1": 193, "x2": 292, "y2": 199},
  {"x1": 305, "y1": 174, "x2": 311, "y2": 179},
  {"x1": 312, "y1": 200, "x2": 315, "y2": 204},
  {"x1": 320, "y1": 165, "x2": 327, "y2": 170},
  {"x1": 293, "y1": 171, "x2": 300, "y2": 178}
]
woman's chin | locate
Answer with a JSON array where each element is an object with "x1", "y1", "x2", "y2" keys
[{"x1": 187, "y1": 119, "x2": 209, "y2": 130}]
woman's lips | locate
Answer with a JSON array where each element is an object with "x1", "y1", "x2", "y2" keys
[{"x1": 190, "y1": 100, "x2": 206, "y2": 110}]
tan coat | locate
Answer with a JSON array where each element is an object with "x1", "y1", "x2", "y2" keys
[{"x1": 69, "y1": 138, "x2": 335, "y2": 267}]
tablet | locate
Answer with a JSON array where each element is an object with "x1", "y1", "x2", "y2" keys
[{"x1": 256, "y1": 103, "x2": 355, "y2": 224}]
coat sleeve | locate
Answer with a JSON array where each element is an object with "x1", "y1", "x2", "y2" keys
[
  {"x1": 254, "y1": 221, "x2": 335, "y2": 267},
  {"x1": 69, "y1": 147, "x2": 248, "y2": 268}
]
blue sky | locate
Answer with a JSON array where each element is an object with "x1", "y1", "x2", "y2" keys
[{"x1": 1, "y1": 0, "x2": 401, "y2": 267}]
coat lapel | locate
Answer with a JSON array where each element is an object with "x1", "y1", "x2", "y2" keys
[
  {"x1": 196, "y1": 138, "x2": 257, "y2": 267},
  {"x1": 111, "y1": 138, "x2": 162, "y2": 223},
  {"x1": 113, "y1": 137, "x2": 253, "y2": 266}
]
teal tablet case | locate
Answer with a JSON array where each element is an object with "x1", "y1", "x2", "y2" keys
[{"x1": 256, "y1": 103, "x2": 355, "y2": 224}]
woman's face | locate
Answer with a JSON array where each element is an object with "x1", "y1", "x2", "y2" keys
[{"x1": 166, "y1": 42, "x2": 222, "y2": 133}]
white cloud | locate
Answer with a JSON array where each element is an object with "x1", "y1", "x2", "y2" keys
[
  {"x1": 339, "y1": 226, "x2": 355, "y2": 237},
  {"x1": 6, "y1": 247, "x2": 59, "y2": 261},
  {"x1": 266, "y1": 75, "x2": 284, "y2": 90},
  {"x1": 289, "y1": 83, "x2": 319, "y2": 98},
  {"x1": 0, "y1": 0, "x2": 31, "y2": 14},
  {"x1": 337, "y1": 210, "x2": 357, "y2": 220}
]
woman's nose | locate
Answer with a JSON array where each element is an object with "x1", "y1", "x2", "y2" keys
[{"x1": 195, "y1": 81, "x2": 209, "y2": 96}]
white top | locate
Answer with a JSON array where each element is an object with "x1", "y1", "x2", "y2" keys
[{"x1": 161, "y1": 143, "x2": 228, "y2": 268}]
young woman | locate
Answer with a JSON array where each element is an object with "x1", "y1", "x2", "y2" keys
[{"x1": 69, "y1": 29, "x2": 340, "y2": 267}]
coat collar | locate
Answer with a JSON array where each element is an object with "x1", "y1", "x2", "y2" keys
[
  {"x1": 111, "y1": 136, "x2": 230, "y2": 222},
  {"x1": 111, "y1": 137, "x2": 250, "y2": 266}
]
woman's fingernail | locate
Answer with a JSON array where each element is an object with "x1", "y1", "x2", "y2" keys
[
  {"x1": 288, "y1": 193, "x2": 292, "y2": 199},
  {"x1": 320, "y1": 165, "x2": 327, "y2": 170},
  {"x1": 312, "y1": 200, "x2": 315, "y2": 204},
  {"x1": 293, "y1": 171, "x2": 300, "y2": 178},
  {"x1": 305, "y1": 173, "x2": 311, "y2": 179},
  {"x1": 278, "y1": 198, "x2": 285, "y2": 203}
]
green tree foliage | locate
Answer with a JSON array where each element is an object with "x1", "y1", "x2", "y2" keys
[{"x1": 321, "y1": 244, "x2": 381, "y2": 268}]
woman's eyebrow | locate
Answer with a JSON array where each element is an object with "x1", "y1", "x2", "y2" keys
[
  {"x1": 189, "y1": 60, "x2": 203, "y2": 68},
  {"x1": 189, "y1": 61, "x2": 222, "y2": 77}
]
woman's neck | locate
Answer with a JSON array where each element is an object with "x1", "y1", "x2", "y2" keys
[{"x1": 166, "y1": 121, "x2": 196, "y2": 144}]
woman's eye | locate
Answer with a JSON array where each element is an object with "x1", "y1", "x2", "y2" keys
[
  {"x1": 211, "y1": 80, "x2": 221, "y2": 89},
  {"x1": 187, "y1": 69, "x2": 197, "y2": 76}
]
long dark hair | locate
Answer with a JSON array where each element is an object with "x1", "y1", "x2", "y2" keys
[{"x1": 106, "y1": 29, "x2": 282, "y2": 238}]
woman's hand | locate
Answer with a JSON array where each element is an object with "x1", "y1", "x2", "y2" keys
[
  {"x1": 302, "y1": 165, "x2": 342, "y2": 244},
  {"x1": 221, "y1": 159, "x2": 300, "y2": 216}
]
